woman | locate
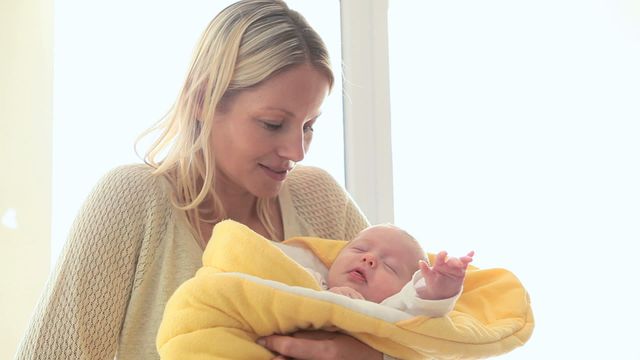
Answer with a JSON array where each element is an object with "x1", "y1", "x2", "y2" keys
[{"x1": 16, "y1": 0, "x2": 385, "y2": 359}]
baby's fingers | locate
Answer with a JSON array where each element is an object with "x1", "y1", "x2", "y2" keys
[
  {"x1": 438, "y1": 256, "x2": 470, "y2": 275},
  {"x1": 444, "y1": 256, "x2": 464, "y2": 269},
  {"x1": 435, "y1": 251, "x2": 448, "y2": 266},
  {"x1": 460, "y1": 251, "x2": 475, "y2": 266},
  {"x1": 344, "y1": 288, "x2": 365, "y2": 300},
  {"x1": 419, "y1": 259, "x2": 431, "y2": 276}
]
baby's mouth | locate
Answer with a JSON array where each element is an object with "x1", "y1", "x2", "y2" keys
[{"x1": 348, "y1": 268, "x2": 367, "y2": 283}]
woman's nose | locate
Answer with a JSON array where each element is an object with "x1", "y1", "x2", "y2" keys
[
  {"x1": 361, "y1": 254, "x2": 377, "y2": 268},
  {"x1": 277, "y1": 129, "x2": 306, "y2": 162}
]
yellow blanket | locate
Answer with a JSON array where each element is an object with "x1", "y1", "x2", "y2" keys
[{"x1": 157, "y1": 220, "x2": 534, "y2": 359}]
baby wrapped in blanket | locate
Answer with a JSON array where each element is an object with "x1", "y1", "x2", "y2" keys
[
  {"x1": 157, "y1": 220, "x2": 534, "y2": 359},
  {"x1": 274, "y1": 223, "x2": 474, "y2": 316}
]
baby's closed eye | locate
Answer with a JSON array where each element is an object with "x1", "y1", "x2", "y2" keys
[{"x1": 383, "y1": 262, "x2": 398, "y2": 274}]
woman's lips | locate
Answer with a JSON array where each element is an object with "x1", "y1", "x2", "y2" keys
[{"x1": 259, "y1": 164, "x2": 289, "y2": 181}]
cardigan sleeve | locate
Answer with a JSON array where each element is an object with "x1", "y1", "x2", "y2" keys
[{"x1": 15, "y1": 165, "x2": 170, "y2": 360}]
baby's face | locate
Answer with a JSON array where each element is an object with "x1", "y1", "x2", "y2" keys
[{"x1": 327, "y1": 225, "x2": 423, "y2": 303}]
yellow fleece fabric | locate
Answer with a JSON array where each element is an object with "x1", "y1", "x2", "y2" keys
[{"x1": 157, "y1": 220, "x2": 534, "y2": 360}]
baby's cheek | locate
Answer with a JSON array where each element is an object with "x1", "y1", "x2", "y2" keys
[
  {"x1": 326, "y1": 272, "x2": 338, "y2": 288},
  {"x1": 392, "y1": 279, "x2": 406, "y2": 293},
  {"x1": 376, "y1": 279, "x2": 405, "y2": 300}
]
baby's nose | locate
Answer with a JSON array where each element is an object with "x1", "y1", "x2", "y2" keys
[{"x1": 361, "y1": 254, "x2": 376, "y2": 267}]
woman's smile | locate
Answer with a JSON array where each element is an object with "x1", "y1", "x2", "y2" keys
[{"x1": 259, "y1": 164, "x2": 291, "y2": 181}]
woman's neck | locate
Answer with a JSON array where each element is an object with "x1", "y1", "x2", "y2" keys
[
  {"x1": 217, "y1": 190, "x2": 259, "y2": 225},
  {"x1": 197, "y1": 190, "x2": 283, "y2": 244}
]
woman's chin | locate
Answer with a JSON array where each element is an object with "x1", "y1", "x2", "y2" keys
[{"x1": 251, "y1": 183, "x2": 284, "y2": 199}]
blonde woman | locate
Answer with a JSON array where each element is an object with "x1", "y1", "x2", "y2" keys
[{"x1": 16, "y1": 0, "x2": 385, "y2": 359}]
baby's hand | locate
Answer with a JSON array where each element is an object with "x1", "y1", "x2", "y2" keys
[
  {"x1": 416, "y1": 251, "x2": 474, "y2": 300},
  {"x1": 328, "y1": 286, "x2": 365, "y2": 300}
]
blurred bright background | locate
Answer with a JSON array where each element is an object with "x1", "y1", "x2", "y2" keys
[
  {"x1": 3, "y1": 0, "x2": 639, "y2": 358},
  {"x1": 389, "y1": 1, "x2": 640, "y2": 358}
]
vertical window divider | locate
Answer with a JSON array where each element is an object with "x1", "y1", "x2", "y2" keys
[{"x1": 340, "y1": 0, "x2": 394, "y2": 224}]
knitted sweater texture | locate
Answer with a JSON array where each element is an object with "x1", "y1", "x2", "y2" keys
[{"x1": 15, "y1": 164, "x2": 369, "y2": 359}]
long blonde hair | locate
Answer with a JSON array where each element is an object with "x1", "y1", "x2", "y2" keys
[{"x1": 139, "y1": 0, "x2": 334, "y2": 245}]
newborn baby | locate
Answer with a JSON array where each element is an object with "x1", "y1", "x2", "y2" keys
[{"x1": 278, "y1": 224, "x2": 474, "y2": 316}]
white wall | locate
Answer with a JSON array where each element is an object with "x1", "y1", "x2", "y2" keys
[{"x1": 0, "y1": 0, "x2": 53, "y2": 357}]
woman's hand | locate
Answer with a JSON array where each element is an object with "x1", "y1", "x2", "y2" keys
[{"x1": 258, "y1": 330, "x2": 383, "y2": 360}]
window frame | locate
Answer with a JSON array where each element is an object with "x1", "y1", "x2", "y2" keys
[{"x1": 340, "y1": 0, "x2": 395, "y2": 224}]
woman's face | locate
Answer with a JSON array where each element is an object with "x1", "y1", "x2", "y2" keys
[{"x1": 210, "y1": 64, "x2": 330, "y2": 199}]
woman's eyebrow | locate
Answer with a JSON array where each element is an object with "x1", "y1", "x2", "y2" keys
[
  {"x1": 262, "y1": 107, "x2": 295, "y2": 117},
  {"x1": 261, "y1": 107, "x2": 322, "y2": 120}
]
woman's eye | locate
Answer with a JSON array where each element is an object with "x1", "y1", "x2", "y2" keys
[
  {"x1": 303, "y1": 117, "x2": 318, "y2": 133},
  {"x1": 261, "y1": 121, "x2": 282, "y2": 131},
  {"x1": 303, "y1": 123, "x2": 314, "y2": 133}
]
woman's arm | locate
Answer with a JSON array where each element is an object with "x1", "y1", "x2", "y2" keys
[
  {"x1": 260, "y1": 331, "x2": 383, "y2": 360},
  {"x1": 15, "y1": 165, "x2": 169, "y2": 359}
]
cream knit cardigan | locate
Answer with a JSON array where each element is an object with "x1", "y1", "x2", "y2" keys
[{"x1": 15, "y1": 164, "x2": 369, "y2": 359}]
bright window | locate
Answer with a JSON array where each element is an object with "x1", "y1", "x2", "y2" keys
[{"x1": 389, "y1": 1, "x2": 640, "y2": 358}]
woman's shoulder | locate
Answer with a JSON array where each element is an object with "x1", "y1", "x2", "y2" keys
[
  {"x1": 285, "y1": 165, "x2": 368, "y2": 240},
  {"x1": 98, "y1": 163, "x2": 160, "y2": 188},
  {"x1": 84, "y1": 163, "x2": 171, "y2": 215},
  {"x1": 287, "y1": 165, "x2": 343, "y2": 196},
  {"x1": 94, "y1": 163, "x2": 167, "y2": 194},
  {"x1": 74, "y1": 163, "x2": 175, "y2": 277}
]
